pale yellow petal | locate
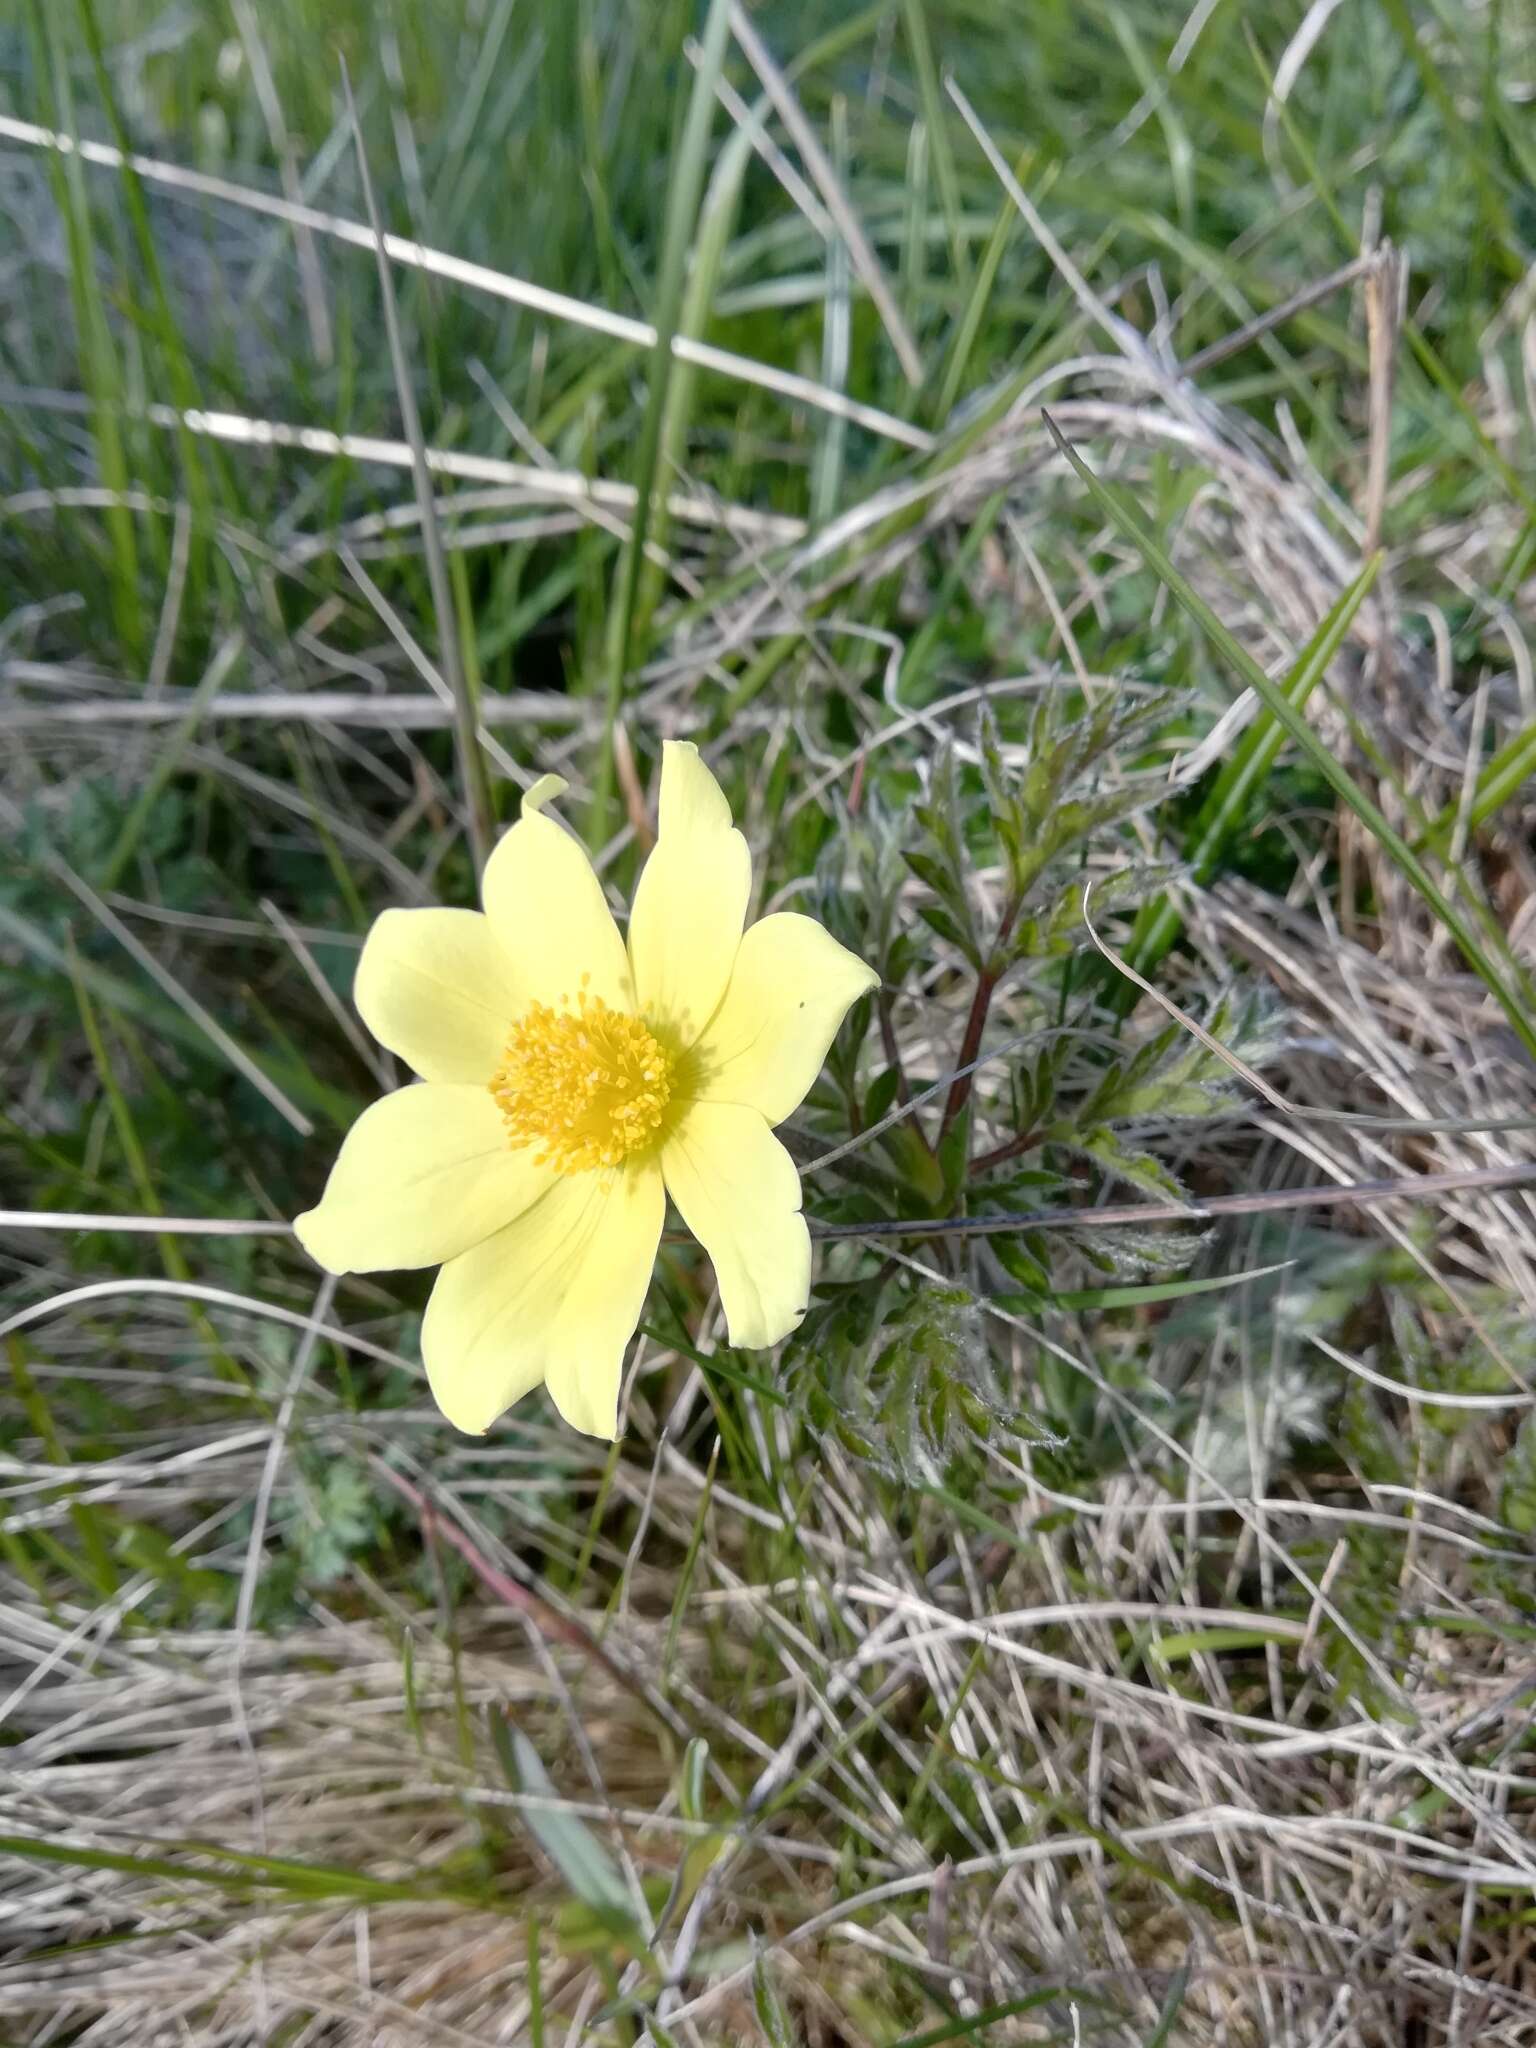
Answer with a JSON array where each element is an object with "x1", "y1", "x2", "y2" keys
[
  {"x1": 661, "y1": 1103, "x2": 810, "y2": 1349},
  {"x1": 481, "y1": 800, "x2": 632, "y2": 1012},
  {"x1": 421, "y1": 1163, "x2": 664, "y2": 1437},
  {"x1": 294, "y1": 1084, "x2": 548, "y2": 1274},
  {"x1": 354, "y1": 908, "x2": 521, "y2": 1083},
  {"x1": 693, "y1": 912, "x2": 879, "y2": 1124},
  {"x1": 627, "y1": 741, "x2": 751, "y2": 1046}
]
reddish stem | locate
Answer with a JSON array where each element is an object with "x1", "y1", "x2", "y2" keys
[
  {"x1": 939, "y1": 892, "x2": 1023, "y2": 1142},
  {"x1": 939, "y1": 963, "x2": 998, "y2": 1137},
  {"x1": 372, "y1": 1457, "x2": 679, "y2": 1726},
  {"x1": 969, "y1": 1125, "x2": 1043, "y2": 1177}
]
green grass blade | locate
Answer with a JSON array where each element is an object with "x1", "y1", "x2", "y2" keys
[
  {"x1": 1048, "y1": 1259, "x2": 1294, "y2": 1312},
  {"x1": 31, "y1": 0, "x2": 142, "y2": 661},
  {"x1": 638, "y1": 101, "x2": 754, "y2": 622},
  {"x1": 98, "y1": 632, "x2": 244, "y2": 892},
  {"x1": 1046, "y1": 415, "x2": 1536, "y2": 1064},
  {"x1": 1120, "y1": 553, "x2": 1382, "y2": 991},
  {"x1": 589, "y1": 0, "x2": 734, "y2": 848},
  {"x1": 504, "y1": 1724, "x2": 643, "y2": 1938},
  {"x1": 66, "y1": 938, "x2": 250, "y2": 1388},
  {"x1": 1144, "y1": 1955, "x2": 1192, "y2": 2047},
  {"x1": 343, "y1": 65, "x2": 494, "y2": 875},
  {"x1": 0, "y1": 1830, "x2": 505, "y2": 1910},
  {"x1": 0, "y1": 894, "x2": 352, "y2": 1128},
  {"x1": 899, "y1": 0, "x2": 969, "y2": 290},
  {"x1": 888, "y1": 1991, "x2": 1068, "y2": 2048},
  {"x1": 7, "y1": 1338, "x2": 120, "y2": 1598},
  {"x1": 75, "y1": 0, "x2": 227, "y2": 608},
  {"x1": 932, "y1": 174, "x2": 1019, "y2": 427},
  {"x1": 1421, "y1": 718, "x2": 1536, "y2": 852},
  {"x1": 1147, "y1": 1627, "x2": 1296, "y2": 1666}
]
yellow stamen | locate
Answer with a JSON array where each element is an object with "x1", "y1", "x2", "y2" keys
[{"x1": 491, "y1": 987, "x2": 672, "y2": 1174}]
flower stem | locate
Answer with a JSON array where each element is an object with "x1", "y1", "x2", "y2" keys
[
  {"x1": 940, "y1": 891, "x2": 1022, "y2": 1144},
  {"x1": 970, "y1": 1126, "x2": 1042, "y2": 1178}
]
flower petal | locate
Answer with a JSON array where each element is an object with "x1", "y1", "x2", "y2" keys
[
  {"x1": 627, "y1": 742, "x2": 751, "y2": 1045},
  {"x1": 294, "y1": 1084, "x2": 548, "y2": 1274},
  {"x1": 693, "y1": 912, "x2": 879, "y2": 1124},
  {"x1": 481, "y1": 800, "x2": 632, "y2": 1012},
  {"x1": 355, "y1": 908, "x2": 522, "y2": 1083},
  {"x1": 421, "y1": 1163, "x2": 664, "y2": 1437},
  {"x1": 661, "y1": 1103, "x2": 810, "y2": 1349}
]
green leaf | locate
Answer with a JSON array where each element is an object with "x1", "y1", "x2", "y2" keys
[
  {"x1": 504, "y1": 1725, "x2": 642, "y2": 1940},
  {"x1": 678, "y1": 1739, "x2": 710, "y2": 1826},
  {"x1": 752, "y1": 1950, "x2": 798, "y2": 2048},
  {"x1": 937, "y1": 1098, "x2": 971, "y2": 1205},
  {"x1": 915, "y1": 898, "x2": 979, "y2": 959},
  {"x1": 1147, "y1": 1626, "x2": 1299, "y2": 1666},
  {"x1": 1074, "y1": 1129, "x2": 1190, "y2": 1205},
  {"x1": 880, "y1": 1122, "x2": 947, "y2": 1205},
  {"x1": 864, "y1": 1066, "x2": 902, "y2": 1127},
  {"x1": 1051, "y1": 1260, "x2": 1293, "y2": 1311},
  {"x1": 1145, "y1": 1955, "x2": 1192, "y2": 2047}
]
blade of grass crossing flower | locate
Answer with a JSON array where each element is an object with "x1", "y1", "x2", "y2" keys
[
  {"x1": 1117, "y1": 553, "x2": 1382, "y2": 1002},
  {"x1": 590, "y1": 0, "x2": 734, "y2": 849},
  {"x1": 1045, "y1": 415, "x2": 1536, "y2": 1064}
]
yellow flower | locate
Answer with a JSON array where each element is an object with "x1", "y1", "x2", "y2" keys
[{"x1": 295, "y1": 743, "x2": 878, "y2": 1439}]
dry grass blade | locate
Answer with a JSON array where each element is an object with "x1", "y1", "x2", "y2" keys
[
  {"x1": 0, "y1": 114, "x2": 933, "y2": 449},
  {"x1": 727, "y1": 4, "x2": 923, "y2": 387},
  {"x1": 808, "y1": 1162, "x2": 1536, "y2": 1239}
]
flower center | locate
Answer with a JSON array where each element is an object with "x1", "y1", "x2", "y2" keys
[{"x1": 490, "y1": 984, "x2": 672, "y2": 1175}]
